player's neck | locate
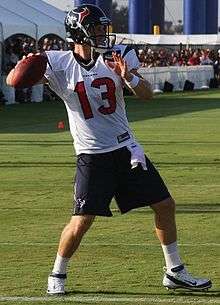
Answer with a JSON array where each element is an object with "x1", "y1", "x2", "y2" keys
[{"x1": 74, "y1": 44, "x2": 93, "y2": 61}]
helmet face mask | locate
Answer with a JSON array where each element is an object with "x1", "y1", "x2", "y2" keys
[
  {"x1": 65, "y1": 4, "x2": 116, "y2": 50},
  {"x1": 87, "y1": 24, "x2": 115, "y2": 51}
]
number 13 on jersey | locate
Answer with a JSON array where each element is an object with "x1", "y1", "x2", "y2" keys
[{"x1": 74, "y1": 77, "x2": 117, "y2": 119}]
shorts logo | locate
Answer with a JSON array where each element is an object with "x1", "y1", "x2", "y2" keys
[{"x1": 76, "y1": 198, "x2": 86, "y2": 209}]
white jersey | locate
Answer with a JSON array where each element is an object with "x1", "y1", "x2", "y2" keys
[{"x1": 45, "y1": 50, "x2": 135, "y2": 155}]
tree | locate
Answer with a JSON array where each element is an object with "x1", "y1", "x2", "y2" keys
[{"x1": 112, "y1": 2, "x2": 128, "y2": 33}]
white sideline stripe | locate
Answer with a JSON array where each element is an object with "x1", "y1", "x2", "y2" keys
[
  {"x1": 0, "y1": 242, "x2": 220, "y2": 247},
  {"x1": 0, "y1": 296, "x2": 219, "y2": 304},
  {"x1": 1, "y1": 208, "x2": 219, "y2": 212}
]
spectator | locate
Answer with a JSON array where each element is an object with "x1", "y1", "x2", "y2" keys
[
  {"x1": 3, "y1": 47, "x2": 19, "y2": 72},
  {"x1": 138, "y1": 49, "x2": 147, "y2": 67},
  {"x1": 200, "y1": 50, "x2": 213, "y2": 65},
  {"x1": 213, "y1": 51, "x2": 220, "y2": 80},
  {"x1": 187, "y1": 51, "x2": 200, "y2": 66},
  {"x1": 171, "y1": 55, "x2": 181, "y2": 66},
  {"x1": 51, "y1": 39, "x2": 60, "y2": 50},
  {"x1": 2, "y1": 46, "x2": 17, "y2": 105}
]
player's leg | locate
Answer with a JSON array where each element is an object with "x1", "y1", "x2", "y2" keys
[
  {"x1": 47, "y1": 215, "x2": 95, "y2": 295},
  {"x1": 58, "y1": 215, "x2": 95, "y2": 258},
  {"x1": 47, "y1": 152, "x2": 116, "y2": 295},
  {"x1": 150, "y1": 197, "x2": 177, "y2": 246},
  {"x1": 115, "y1": 148, "x2": 212, "y2": 291},
  {"x1": 150, "y1": 197, "x2": 212, "y2": 291}
]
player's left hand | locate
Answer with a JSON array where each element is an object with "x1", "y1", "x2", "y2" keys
[{"x1": 106, "y1": 52, "x2": 133, "y2": 82}]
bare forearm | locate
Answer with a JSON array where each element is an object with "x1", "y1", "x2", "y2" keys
[
  {"x1": 124, "y1": 72, "x2": 153, "y2": 101},
  {"x1": 131, "y1": 78, "x2": 153, "y2": 100}
]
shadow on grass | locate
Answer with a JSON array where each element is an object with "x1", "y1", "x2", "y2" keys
[
  {"x1": 0, "y1": 161, "x2": 75, "y2": 168},
  {"x1": 0, "y1": 92, "x2": 220, "y2": 133},
  {"x1": 113, "y1": 203, "x2": 220, "y2": 214},
  {"x1": 65, "y1": 288, "x2": 220, "y2": 298},
  {"x1": 0, "y1": 101, "x2": 68, "y2": 134},
  {"x1": 0, "y1": 140, "x2": 73, "y2": 146},
  {"x1": 127, "y1": 92, "x2": 220, "y2": 123},
  {"x1": 0, "y1": 161, "x2": 219, "y2": 169}
]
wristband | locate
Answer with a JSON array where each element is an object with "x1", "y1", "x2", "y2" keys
[{"x1": 125, "y1": 74, "x2": 140, "y2": 88}]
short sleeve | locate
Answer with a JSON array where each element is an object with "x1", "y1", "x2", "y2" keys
[
  {"x1": 44, "y1": 51, "x2": 72, "y2": 78},
  {"x1": 44, "y1": 51, "x2": 72, "y2": 97},
  {"x1": 123, "y1": 48, "x2": 141, "y2": 71},
  {"x1": 114, "y1": 45, "x2": 141, "y2": 71}
]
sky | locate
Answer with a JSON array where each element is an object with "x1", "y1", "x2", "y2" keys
[{"x1": 42, "y1": 0, "x2": 220, "y2": 26}]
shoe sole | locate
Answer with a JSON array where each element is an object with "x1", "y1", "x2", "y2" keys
[
  {"x1": 47, "y1": 291, "x2": 65, "y2": 295},
  {"x1": 164, "y1": 283, "x2": 212, "y2": 291}
]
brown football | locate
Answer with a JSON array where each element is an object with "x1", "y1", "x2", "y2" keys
[{"x1": 11, "y1": 54, "x2": 48, "y2": 89}]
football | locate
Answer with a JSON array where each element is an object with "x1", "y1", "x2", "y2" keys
[{"x1": 11, "y1": 54, "x2": 48, "y2": 89}]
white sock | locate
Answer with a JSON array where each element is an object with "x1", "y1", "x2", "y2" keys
[
  {"x1": 52, "y1": 253, "x2": 70, "y2": 275},
  {"x1": 161, "y1": 241, "x2": 182, "y2": 271}
]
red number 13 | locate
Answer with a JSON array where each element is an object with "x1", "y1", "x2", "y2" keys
[{"x1": 74, "y1": 77, "x2": 117, "y2": 119}]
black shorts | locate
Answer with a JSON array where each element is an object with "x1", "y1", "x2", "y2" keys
[{"x1": 73, "y1": 146, "x2": 171, "y2": 217}]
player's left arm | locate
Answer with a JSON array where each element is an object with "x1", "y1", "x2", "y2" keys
[
  {"x1": 109, "y1": 52, "x2": 153, "y2": 101},
  {"x1": 126, "y1": 68, "x2": 153, "y2": 100}
]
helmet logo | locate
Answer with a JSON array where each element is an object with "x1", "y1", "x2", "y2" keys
[{"x1": 78, "y1": 7, "x2": 90, "y2": 23}]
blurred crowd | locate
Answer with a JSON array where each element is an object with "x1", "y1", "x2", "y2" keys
[
  {"x1": 2, "y1": 35, "x2": 66, "y2": 74},
  {"x1": 1, "y1": 34, "x2": 220, "y2": 105},
  {"x1": 137, "y1": 47, "x2": 220, "y2": 79},
  {"x1": 1, "y1": 35, "x2": 66, "y2": 104}
]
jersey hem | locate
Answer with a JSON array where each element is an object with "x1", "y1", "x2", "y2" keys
[{"x1": 75, "y1": 139, "x2": 134, "y2": 155}]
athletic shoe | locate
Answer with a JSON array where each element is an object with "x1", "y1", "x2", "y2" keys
[
  {"x1": 47, "y1": 273, "x2": 66, "y2": 295},
  {"x1": 163, "y1": 264, "x2": 212, "y2": 291}
]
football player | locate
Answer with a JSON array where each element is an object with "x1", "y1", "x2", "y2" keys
[{"x1": 7, "y1": 3, "x2": 212, "y2": 295}]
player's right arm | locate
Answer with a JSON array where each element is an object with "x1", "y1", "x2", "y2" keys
[{"x1": 6, "y1": 53, "x2": 48, "y2": 86}]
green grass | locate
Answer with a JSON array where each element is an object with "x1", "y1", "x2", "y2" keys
[{"x1": 0, "y1": 90, "x2": 220, "y2": 305}]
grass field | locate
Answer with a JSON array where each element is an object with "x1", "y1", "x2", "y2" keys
[{"x1": 0, "y1": 90, "x2": 220, "y2": 305}]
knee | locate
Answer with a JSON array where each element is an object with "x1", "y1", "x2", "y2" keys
[
  {"x1": 150, "y1": 197, "x2": 176, "y2": 216},
  {"x1": 68, "y1": 215, "x2": 95, "y2": 236}
]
